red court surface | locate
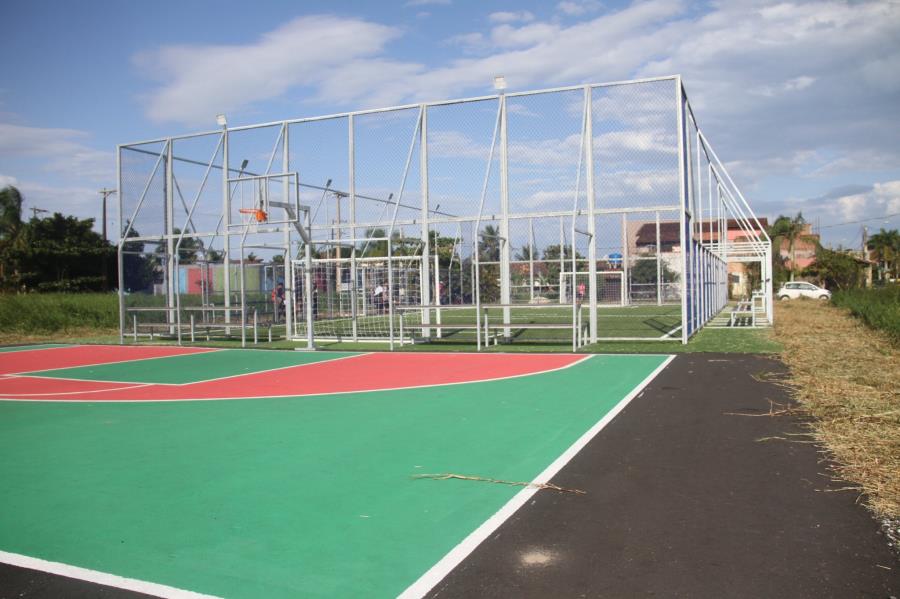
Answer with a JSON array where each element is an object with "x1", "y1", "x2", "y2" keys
[
  {"x1": 0, "y1": 345, "x2": 215, "y2": 376},
  {"x1": 0, "y1": 350, "x2": 586, "y2": 401}
]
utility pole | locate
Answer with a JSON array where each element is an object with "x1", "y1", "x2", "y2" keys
[
  {"x1": 29, "y1": 207, "x2": 48, "y2": 219},
  {"x1": 99, "y1": 188, "x2": 117, "y2": 242}
]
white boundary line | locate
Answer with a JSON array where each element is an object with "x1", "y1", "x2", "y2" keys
[
  {"x1": 0, "y1": 383, "x2": 152, "y2": 398},
  {"x1": 0, "y1": 353, "x2": 595, "y2": 403},
  {"x1": 0, "y1": 343, "x2": 72, "y2": 354},
  {"x1": 0, "y1": 550, "x2": 220, "y2": 599},
  {"x1": 10, "y1": 352, "x2": 366, "y2": 387},
  {"x1": 397, "y1": 353, "x2": 677, "y2": 599},
  {"x1": 174, "y1": 351, "x2": 367, "y2": 386},
  {"x1": 6, "y1": 346, "x2": 223, "y2": 376}
]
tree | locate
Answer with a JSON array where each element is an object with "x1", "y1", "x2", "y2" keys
[
  {"x1": 629, "y1": 259, "x2": 679, "y2": 285},
  {"x1": 769, "y1": 213, "x2": 812, "y2": 281},
  {"x1": 478, "y1": 225, "x2": 501, "y2": 262},
  {"x1": 515, "y1": 244, "x2": 535, "y2": 262},
  {"x1": 360, "y1": 228, "x2": 388, "y2": 257},
  {"x1": 0, "y1": 186, "x2": 24, "y2": 286},
  {"x1": 867, "y1": 228, "x2": 900, "y2": 282},
  {"x1": 12, "y1": 212, "x2": 115, "y2": 292},
  {"x1": 541, "y1": 244, "x2": 584, "y2": 289},
  {"x1": 803, "y1": 246, "x2": 864, "y2": 290},
  {"x1": 0, "y1": 186, "x2": 23, "y2": 243},
  {"x1": 475, "y1": 225, "x2": 502, "y2": 302},
  {"x1": 121, "y1": 225, "x2": 156, "y2": 293}
]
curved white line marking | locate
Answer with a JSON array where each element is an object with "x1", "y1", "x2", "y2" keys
[
  {"x1": 0, "y1": 343, "x2": 72, "y2": 354},
  {"x1": 8, "y1": 352, "x2": 367, "y2": 387},
  {"x1": 0, "y1": 354, "x2": 593, "y2": 402},
  {"x1": 398, "y1": 354, "x2": 677, "y2": 599},
  {"x1": 0, "y1": 383, "x2": 152, "y2": 397},
  {"x1": 171, "y1": 351, "x2": 369, "y2": 386},
  {"x1": 6, "y1": 346, "x2": 224, "y2": 376},
  {"x1": 0, "y1": 550, "x2": 219, "y2": 599}
]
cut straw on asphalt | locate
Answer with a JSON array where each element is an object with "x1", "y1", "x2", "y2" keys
[{"x1": 774, "y1": 300, "x2": 900, "y2": 518}]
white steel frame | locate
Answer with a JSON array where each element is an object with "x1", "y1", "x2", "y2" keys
[{"x1": 117, "y1": 75, "x2": 771, "y2": 348}]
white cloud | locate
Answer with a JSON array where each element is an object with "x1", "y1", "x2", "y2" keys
[
  {"x1": 557, "y1": 1, "x2": 603, "y2": 16},
  {"x1": 830, "y1": 180, "x2": 900, "y2": 222},
  {"x1": 136, "y1": 15, "x2": 403, "y2": 126},
  {"x1": 131, "y1": 1, "x2": 900, "y2": 243},
  {"x1": 0, "y1": 174, "x2": 19, "y2": 188},
  {"x1": 750, "y1": 75, "x2": 816, "y2": 97},
  {"x1": 490, "y1": 23, "x2": 561, "y2": 48},
  {"x1": 0, "y1": 177, "x2": 111, "y2": 232},
  {"x1": 445, "y1": 32, "x2": 485, "y2": 47},
  {"x1": 488, "y1": 11, "x2": 535, "y2": 24},
  {"x1": 0, "y1": 123, "x2": 113, "y2": 182}
]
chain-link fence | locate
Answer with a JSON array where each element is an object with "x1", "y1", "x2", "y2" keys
[{"x1": 119, "y1": 76, "x2": 769, "y2": 347}]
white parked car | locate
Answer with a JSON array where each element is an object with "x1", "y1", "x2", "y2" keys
[{"x1": 777, "y1": 281, "x2": 831, "y2": 301}]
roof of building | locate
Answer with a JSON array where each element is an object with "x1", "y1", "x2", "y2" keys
[{"x1": 635, "y1": 218, "x2": 769, "y2": 246}]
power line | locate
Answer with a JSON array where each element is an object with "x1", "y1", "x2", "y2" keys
[{"x1": 817, "y1": 211, "x2": 900, "y2": 230}]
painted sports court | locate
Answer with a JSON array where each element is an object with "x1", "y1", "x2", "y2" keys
[{"x1": 0, "y1": 344, "x2": 671, "y2": 598}]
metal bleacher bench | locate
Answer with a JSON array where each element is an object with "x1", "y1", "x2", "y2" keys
[{"x1": 730, "y1": 300, "x2": 754, "y2": 327}]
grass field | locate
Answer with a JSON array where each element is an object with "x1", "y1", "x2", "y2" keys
[
  {"x1": 832, "y1": 285, "x2": 900, "y2": 346},
  {"x1": 0, "y1": 293, "x2": 782, "y2": 354},
  {"x1": 0, "y1": 293, "x2": 118, "y2": 344}
]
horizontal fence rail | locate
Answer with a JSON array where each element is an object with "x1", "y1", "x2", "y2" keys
[{"x1": 117, "y1": 76, "x2": 770, "y2": 349}]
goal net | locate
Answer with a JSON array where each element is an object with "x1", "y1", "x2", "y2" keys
[
  {"x1": 559, "y1": 271, "x2": 624, "y2": 305},
  {"x1": 293, "y1": 255, "x2": 422, "y2": 340}
]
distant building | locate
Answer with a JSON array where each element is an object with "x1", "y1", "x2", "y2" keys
[
  {"x1": 629, "y1": 218, "x2": 770, "y2": 298},
  {"x1": 777, "y1": 222, "x2": 819, "y2": 273}
]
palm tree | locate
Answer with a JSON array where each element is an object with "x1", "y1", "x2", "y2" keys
[
  {"x1": 0, "y1": 186, "x2": 23, "y2": 242},
  {"x1": 769, "y1": 213, "x2": 810, "y2": 281},
  {"x1": 867, "y1": 228, "x2": 900, "y2": 281},
  {"x1": 0, "y1": 186, "x2": 24, "y2": 284},
  {"x1": 515, "y1": 244, "x2": 535, "y2": 262},
  {"x1": 479, "y1": 225, "x2": 501, "y2": 262}
]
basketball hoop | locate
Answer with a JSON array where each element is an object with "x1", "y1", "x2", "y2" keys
[{"x1": 239, "y1": 208, "x2": 268, "y2": 222}]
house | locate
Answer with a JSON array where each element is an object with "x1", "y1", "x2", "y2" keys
[
  {"x1": 777, "y1": 222, "x2": 819, "y2": 272},
  {"x1": 629, "y1": 218, "x2": 770, "y2": 299}
]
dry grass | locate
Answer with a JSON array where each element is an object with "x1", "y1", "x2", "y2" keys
[{"x1": 774, "y1": 300, "x2": 900, "y2": 518}]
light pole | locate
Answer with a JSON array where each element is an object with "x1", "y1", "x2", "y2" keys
[{"x1": 99, "y1": 188, "x2": 117, "y2": 242}]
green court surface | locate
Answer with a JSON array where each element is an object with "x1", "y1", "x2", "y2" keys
[
  {"x1": 28, "y1": 348, "x2": 353, "y2": 384},
  {"x1": 0, "y1": 352, "x2": 668, "y2": 598}
]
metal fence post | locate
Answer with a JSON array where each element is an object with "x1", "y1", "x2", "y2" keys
[{"x1": 585, "y1": 86, "x2": 598, "y2": 343}]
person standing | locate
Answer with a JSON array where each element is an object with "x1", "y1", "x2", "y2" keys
[
  {"x1": 272, "y1": 281, "x2": 285, "y2": 321},
  {"x1": 373, "y1": 282, "x2": 385, "y2": 314}
]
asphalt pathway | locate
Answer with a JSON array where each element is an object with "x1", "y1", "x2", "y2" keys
[{"x1": 428, "y1": 353, "x2": 899, "y2": 598}]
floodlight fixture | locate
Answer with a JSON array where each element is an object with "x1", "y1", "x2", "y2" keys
[
  {"x1": 493, "y1": 76, "x2": 507, "y2": 91},
  {"x1": 216, "y1": 114, "x2": 227, "y2": 127}
]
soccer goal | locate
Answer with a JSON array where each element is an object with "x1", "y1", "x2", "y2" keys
[
  {"x1": 559, "y1": 271, "x2": 624, "y2": 305},
  {"x1": 292, "y1": 255, "x2": 423, "y2": 342}
]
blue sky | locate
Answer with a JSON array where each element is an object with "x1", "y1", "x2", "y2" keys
[{"x1": 1, "y1": 0, "x2": 898, "y2": 248}]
